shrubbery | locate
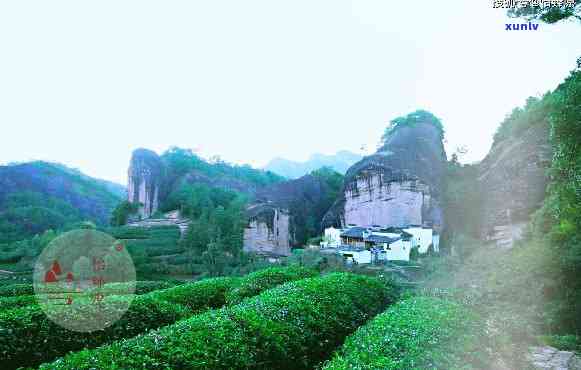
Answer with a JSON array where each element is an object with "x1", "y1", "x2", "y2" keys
[
  {"x1": 225, "y1": 266, "x2": 317, "y2": 305},
  {"x1": 148, "y1": 276, "x2": 239, "y2": 312},
  {"x1": 0, "y1": 294, "x2": 36, "y2": 310},
  {"x1": 323, "y1": 297, "x2": 490, "y2": 369},
  {"x1": 0, "y1": 283, "x2": 33, "y2": 297},
  {"x1": 1, "y1": 266, "x2": 317, "y2": 368},
  {"x1": 40, "y1": 273, "x2": 394, "y2": 370},
  {"x1": 0, "y1": 277, "x2": 235, "y2": 369},
  {"x1": 0, "y1": 295, "x2": 189, "y2": 369}
]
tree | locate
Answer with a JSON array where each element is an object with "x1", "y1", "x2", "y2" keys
[
  {"x1": 110, "y1": 201, "x2": 139, "y2": 226},
  {"x1": 381, "y1": 110, "x2": 444, "y2": 145},
  {"x1": 508, "y1": 1, "x2": 581, "y2": 24}
]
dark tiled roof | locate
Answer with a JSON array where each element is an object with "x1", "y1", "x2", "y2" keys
[
  {"x1": 340, "y1": 227, "x2": 368, "y2": 238},
  {"x1": 364, "y1": 235, "x2": 401, "y2": 244}
]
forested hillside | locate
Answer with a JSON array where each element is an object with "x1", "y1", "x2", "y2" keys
[{"x1": 0, "y1": 161, "x2": 123, "y2": 244}]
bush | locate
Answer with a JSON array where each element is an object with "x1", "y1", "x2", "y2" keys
[
  {"x1": 40, "y1": 273, "x2": 394, "y2": 370},
  {"x1": 148, "y1": 277, "x2": 239, "y2": 312},
  {"x1": 322, "y1": 297, "x2": 490, "y2": 369},
  {"x1": 0, "y1": 295, "x2": 189, "y2": 369},
  {"x1": 0, "y1": 294, "x2": 36, "y2": 311},
  {"x1": 0, "y1": 283, "x2": 33, "y2": 297},
  {"x1": 539, "y1": 335, "x2": 581, "y2": 352},
  {"x1": 225, "y1": 266, "x2": 317, "y2": 305},
  {"x1": 0, "y1": 277, "x2": 237, "y2": 369},
  {"x1": 104, "y1": 280, "x2": 184, "y2": 295}
]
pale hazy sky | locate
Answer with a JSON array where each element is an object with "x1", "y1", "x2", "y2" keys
[{"x1": 1, "y1": 1, "x2": 580, "y2": 184}]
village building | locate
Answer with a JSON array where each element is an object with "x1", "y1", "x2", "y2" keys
[{"x1": 322, "y1": 224, "x2": 440, "y2": 264}]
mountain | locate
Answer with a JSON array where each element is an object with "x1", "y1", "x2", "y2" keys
[
  {"x1": 0, "y1": 161, "x2": 124, "y2": 243},
  {"x1": 127, "y1": 147, "x2": 284, "y2": 219},
  {"x1": 323, "y1": 111, "x2": 447, "y2": 231},
  {"x1": 264, "y1": 151, "x2": 363, "y2": 179}
]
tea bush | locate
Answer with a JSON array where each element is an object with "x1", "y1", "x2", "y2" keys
[
  {"x1": 0, "y1": 295, "x2": 189, "y2": 369},
  {"x1": 323, "y1": 297, "x2": 490, "y2": 369},
  {"x1": 0, "y1": 294, "x2": 36, "y2": 310},
  {"x1": 0, "y1": 283, "x2": 33, "y2": 297},
  {"x1": 40, "y1": 273, "x2": 394, "y2": 369},
  {"x1": 0, "y1": 277, "x2": 237, "y2": 369},
  {"x1": 225, "y1": 265, "x2": 318, "y2": 304}
]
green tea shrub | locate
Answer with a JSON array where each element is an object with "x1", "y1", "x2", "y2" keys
[
  {"x1": 105, "y1": 280, "x2": 184, "y2": 295},
  {"x1": 0, "y1": 294, "x2": 36, "y2": 310},
  {"x1": 225, "y1": 265, "x2": 318, "y2": 305},
  {"x1": 41, "y1": 273, "x2": 393, "y2": 369},
  {"x1": 323, "y1": 297, "x2": 490, "y2": 370},
  {"x1": 0, "y1": 277, "x2": 237, "y2": 369},
  {"x1": 148, "y1": 276, "x2": 239, "y2": 311},
  {"x1": 0, "y1": 283, "x2": 33, "y2": 297},
  {"x1": 0, "y1": 295, "x2": 189, "y2": 369}
]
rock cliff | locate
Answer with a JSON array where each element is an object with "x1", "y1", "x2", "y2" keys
[
  {"x1": 324, "y1": 118, "x2": 447, "y2": 231},
  {"x1": 478, "y1": 122, "x2": 552, "y2": 247},
  {"x1": 127, "y1": 149, "x2": 164, "y2": 219},
  {"x1": 243, "y1": 174, "x2": 336, "y2": 255}
]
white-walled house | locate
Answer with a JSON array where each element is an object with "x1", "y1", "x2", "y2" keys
[
  {"x1": 337, "y1": 247, "x2": 372, "y2": 265},
  {"x1": 383, "y1": 238, "x2": 411, "y2": 261},
  {"x1": 321, "y1": 227, "x2": 343, "y2": 248},
  {"x1": 403, "y1": 226, "x2": 433, "y2": 254},
  {"x1": 325, "y1": 224, "x2": 437, "y2": 265}
]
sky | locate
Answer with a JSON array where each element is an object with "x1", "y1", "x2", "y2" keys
[{"x1": 1, "y1": 1, "x2": 580, "y2": 185}]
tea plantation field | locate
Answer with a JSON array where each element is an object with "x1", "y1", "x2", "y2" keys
[{"x1": 0, "y1": 266, "x2": 491, "y2": 369}]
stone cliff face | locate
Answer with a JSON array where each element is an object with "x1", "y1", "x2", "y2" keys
[
  {"x1": 127, "y1": 149, "x2": 164, "y2": 219},
  {"x1": 324, "y1": 121, "x2": 446, "y2": 231},
  {"x1": 243, "y1": 206, "x2": 291, "y2": 256},
  {"x1": 243, "y1": 174, "x2": 333, "y2": 255},
  {"x1": 478, "y1": 122, "x2": 552, "y2": 247}
]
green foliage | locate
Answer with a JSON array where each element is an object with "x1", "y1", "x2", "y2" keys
[
  {"x1": 442, "y1": 160, "x2": 482, "y2": 245},
  {"x1": 160, "y1": 147, "x2": 283, "y2": 193},
  {"x1": 538, "y1": 335, "x2": 581, "y2": 352},
  {"x1": 508, "y1": 2, "x2": 581, "y2": 24},
  {"x1": 0, "y1": 162, "x2": 122, "y2": 243},
  {"x1": 0, "y1": 295, "x2": 190, "y2": 369},
  {"x1": 225, "y1": 266, "x2": 317, "y2": 305},
  {"x1": 492, "y1": 95, "x2": 553, "y2": 145},
  {"x1": 40, "y1": 273, "x2": 394, "y2": 370},
  {"x1": 0, "y1": 276, "x2": 241, "y2": 369},
  {"x1": 147, "y1": 276, "x2": 239, "y2": 311},
  {"x1": 543, "y1": 70, "x2": 581, "y2": 333},
  {"x1": 382, "y1": 110, "x2": 444, "y2": 143},
  {"x1": 0, "y1": 294, "x2": 36, "y2": 311},
  {"x1": 0, "y1": 283, "x2": 33, "y2": 297},
  {"x1": 109, "y1": 201, "x2": 139, "y2": 226},
  {"x1": 322, "y1": 297, "x2": 490, "y2": 369},
  {"x1": 179, "y1": 191, "x2": 246, "y2": 258}
]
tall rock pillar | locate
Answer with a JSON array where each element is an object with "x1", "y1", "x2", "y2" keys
[{"x1": 127, "y1": 149, "x2": 164, "y2": 219}]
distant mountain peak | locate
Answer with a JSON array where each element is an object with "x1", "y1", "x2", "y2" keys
[{"x1": 264, "y1": 151, "x2": 363, "y2": 179}]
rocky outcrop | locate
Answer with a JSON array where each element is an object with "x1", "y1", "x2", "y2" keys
[
  {"x1": 243, "y1": 174, "x2": 335, "y2": 254},
  {"x1": 127, "y1": 149, "x2": 164, "y2": 219},
  {"x1": 324, "y1": 120, "x2": 446, "y2": 231},
  {"x1": 243, "y1": 206, "x2": 291, "y2": 256},
  {"x1": 528, "y1": 346, "x2": 581, "y2": 370},
  {"x1": 478, "y1": 122, "x2": 552, "y2": 247}
]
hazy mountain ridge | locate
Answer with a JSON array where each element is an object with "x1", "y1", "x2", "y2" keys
[{"x1": 264, "y1": 151, "x2": 363, "y2": 179}]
